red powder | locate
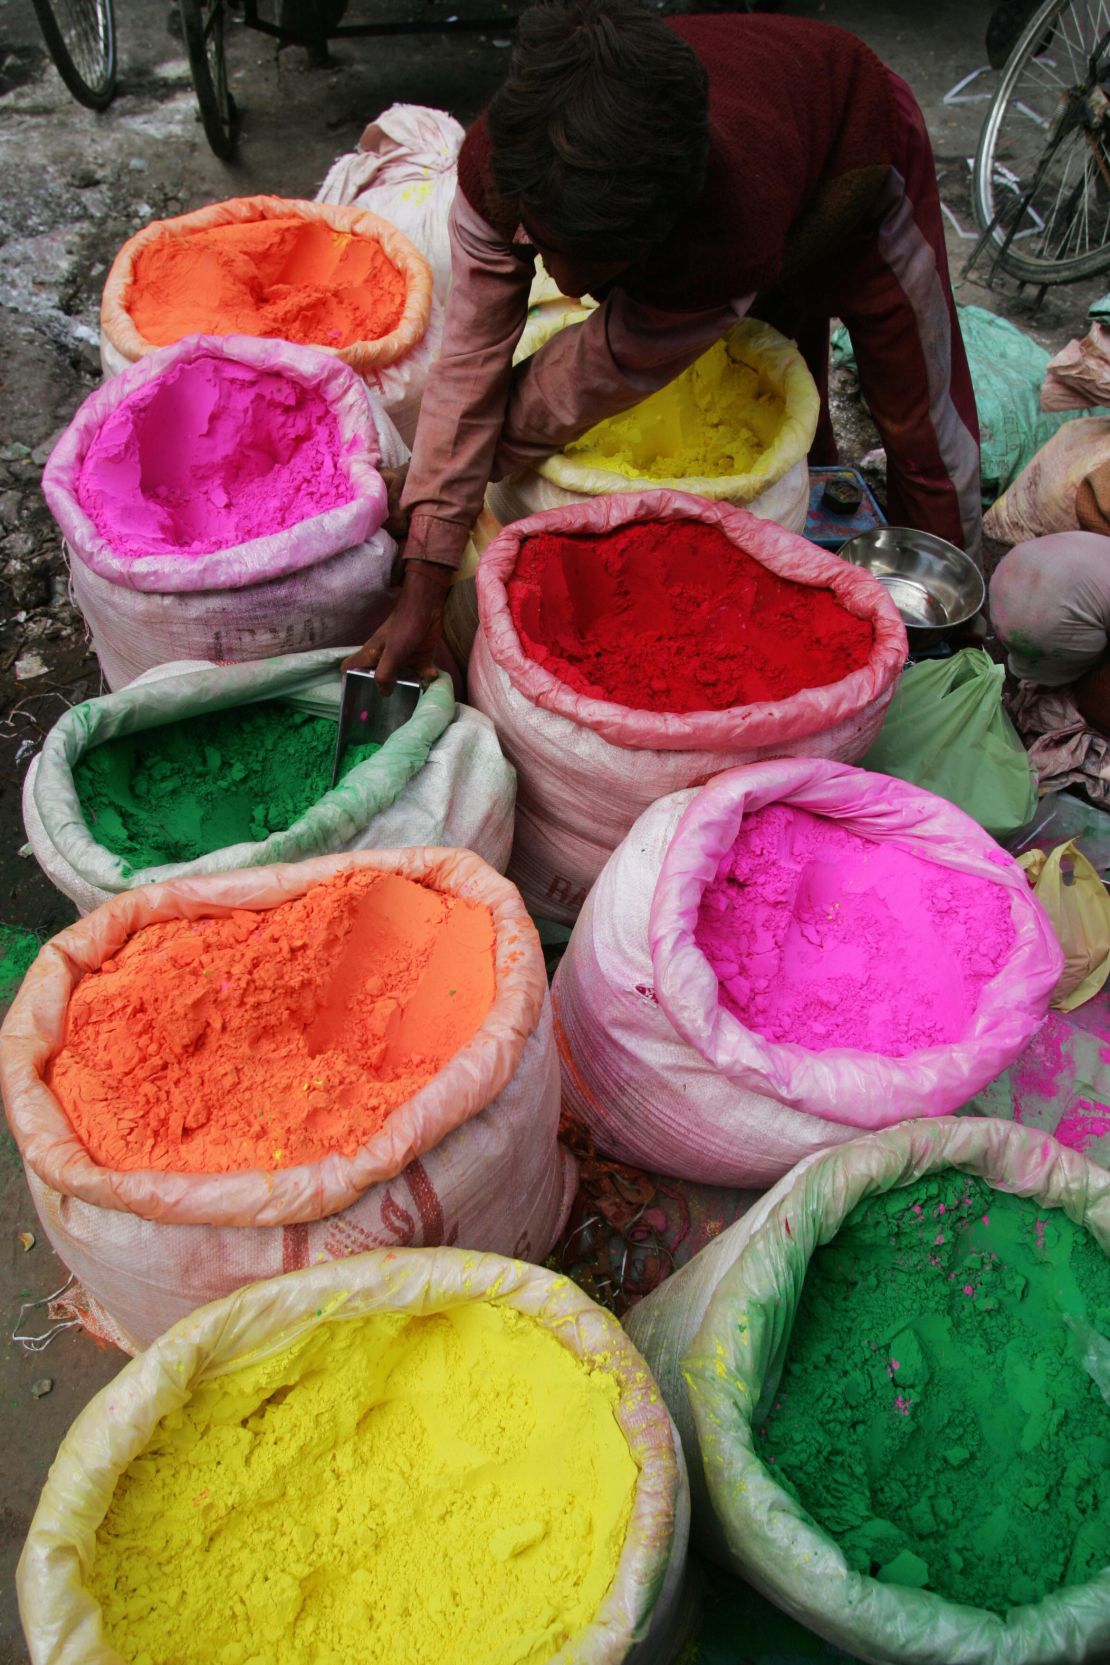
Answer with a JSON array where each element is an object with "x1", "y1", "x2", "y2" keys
[{"x1": 507, "y1": 519, "x2": 874, "y2": 713}]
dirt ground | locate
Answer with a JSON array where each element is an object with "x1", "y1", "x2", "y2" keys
[{"x1": 0, "y1": 0, "x2": 1105, "y2": 1657}]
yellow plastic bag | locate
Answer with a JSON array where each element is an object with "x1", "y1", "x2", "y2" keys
[{"x1": 1019, "y1": 840, "x2": 1110, "y2": 1010}]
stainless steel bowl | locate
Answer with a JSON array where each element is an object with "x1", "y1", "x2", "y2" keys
[{"x1": 836, "y1": 527, "x2": 985, "y2": 644}]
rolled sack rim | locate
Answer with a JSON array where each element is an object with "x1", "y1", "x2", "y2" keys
[
  {"x1": 475, "y1": 489, "x2": 909, "y2": 754},
  {"x1": 18, "y1": 1247, "x2": 681, "y2": 1665},
  {"x1": 647, "y1": 758, "x2": 1065, "y2": 1126},
  {"x1": 682, "y1": 1116, "x2": 1110, "y2": 1665},
  {"x1": 535, "y1": 317, "x2": 822, "y2": 502},
  {"x1": 0, "y1": 847, "x2": 549, "y2": 1227},
  {"x1": 99, "y1": 193, "x2": 434, "y2": 372},
  {"x1": 43, "y1": 332, "x2": 390, "y2": 592}
]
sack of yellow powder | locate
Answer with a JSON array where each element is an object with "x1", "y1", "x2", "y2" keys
[
  {"x1": 0, "y1": 849, "x2": 574, "y2": 1353},
  {"x1": 469, "y1": 491, "x2": 908, "y2": 923},
  {"x1": 22, "y1": 649, "x2": 516, "y2": 914},
  {"x1": 487, "y1": 318, "x2": 819, "y2": 535},
  {"x1": 1019, "y1": 840, "x2": 1110, "y2": 1010},
  {"x1": 99, "y1": 194, "x2": 442, "y2": 444},
  {"x1": 19, "y1": 1248, "x2": 691, "y2": 1665},
  {"x1": 626, "y1": 1116, "x2": 1110, "y2": 1665}
]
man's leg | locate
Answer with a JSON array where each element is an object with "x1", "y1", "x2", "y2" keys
[{"x1": 752, "y1": 299, "x2": 837, "y2": 465}]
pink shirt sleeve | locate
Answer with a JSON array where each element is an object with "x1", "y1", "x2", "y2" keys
[{"x1": 402, "y1": 194, "x2": 753, "y2": 569}]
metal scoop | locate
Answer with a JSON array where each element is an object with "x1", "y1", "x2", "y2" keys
[{"x1": 329, "y1": 667, "x2": 422, "y2": 789}]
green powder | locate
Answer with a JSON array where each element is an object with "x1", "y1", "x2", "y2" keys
[
  {"x1": 73, "y1": 701, "x2": 380, "y2": 870},
  {"x1": 0, "y1": 924, "x2": 41, "y2": 1008},
  {"x1": 758, "y1": 1171, "x2": 1110, "y2": 1614}
]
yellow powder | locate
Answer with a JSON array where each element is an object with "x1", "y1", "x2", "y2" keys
[
  {"x1": 565, "y1": 336, "x2": 785, "y2": 479},
  {"x1": 89, "y1": 1302, "x2": 639, "y2": 1665}
]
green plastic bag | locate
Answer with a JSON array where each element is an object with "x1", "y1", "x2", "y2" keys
[{"x1": 862, "y1": 648, "x2": 1037, "y2": 840}]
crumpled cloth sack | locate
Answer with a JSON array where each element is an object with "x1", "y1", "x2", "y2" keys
[
  {"x1": 628, "y1": 1116, "x2": 1110, "y2": 1665},
  {"x1": 21, "y1": 651, "x2": 516, "y2": 913},
  {"x1": 0, "y1": 849, "x2": 574, "y2": 1352},
  {"x1": 18, "y1": 1246, "x2": 690, "y2": 1665},
  {"x1": 316, "y1": 103, "x2": 464, "y2": 303},
  {"x1": 985, "y1": 417, "x2": 1110, "y2": 543},
  {"x1": 469, "y1": 490, "x2": 908, "y2": 922},
  {"x1": 486, "y1": 319, "x2": 820, "y2": 536},
  {"x1": 1008, "y1": 682, "x2": 1110, "y2": 807},
  {"x1": 99, "y1": 195, "x2": 443, "y2": 443},
  {"x1": 1019, "y1": 840, "x2": 1110, "y2": 1011},
  {"x1": 43, "y1": 333, "x2": 408, "y2": 688},
  {"x1": 553, "y1": 758, "x2": 1063, "y2": 1187},
  {"x1": 1042, "y1": 321, "x2": 1110, "y2": 412}
]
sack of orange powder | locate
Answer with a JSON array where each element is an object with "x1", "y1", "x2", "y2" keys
[
  {"x1": 99, "y1": 194, "x2": 443, "y2": 444},
  {"x1": 0, "y1": 849, "x2": 574, "y2": 1353}
]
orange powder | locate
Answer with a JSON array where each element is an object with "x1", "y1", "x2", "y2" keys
[
  {"x1": 126, "y1": 217, "x2": 407, "y2": 349},
  {"x1": 48, "y1": 870, "x2": 496, "y2": 1174}
]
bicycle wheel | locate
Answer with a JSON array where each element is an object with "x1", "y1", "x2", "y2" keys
[
  {"x1": 181, "y1": 0, "x2": 238, "y2": 161},
  {"x1": 975, "y1": 0, "x2": 1110, "y2": 283},
  {"x1": 31, "y1": 0, "x2": 116, "y2": 110}
]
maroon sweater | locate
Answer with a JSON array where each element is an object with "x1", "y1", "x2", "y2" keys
[{"x1": 456, "y1": 14, "x2": 899, "y2": 311}]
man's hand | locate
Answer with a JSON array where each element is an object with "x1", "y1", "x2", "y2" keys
[{"x1": 343, "y1": 559, "x2": 455, "y2": 694}]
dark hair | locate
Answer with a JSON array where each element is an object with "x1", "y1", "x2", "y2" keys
[{"x1": 487, "y1": 0, "x2": 709, "y2": 261}]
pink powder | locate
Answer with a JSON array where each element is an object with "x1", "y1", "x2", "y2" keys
[
  {"x1": 694, "y1": 804, "x2": 1017, "y2": 1055},
  {"x1": 76, "y1": 353, "x2": 357, "y2": 558}
]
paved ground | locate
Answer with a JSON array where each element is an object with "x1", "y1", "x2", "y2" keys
[{"x1": 0, "y1": 0, "x2": 1105, "y2": 1658}]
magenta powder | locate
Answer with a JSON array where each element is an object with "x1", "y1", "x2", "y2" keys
[
  {"x1": 76, "y1": 353, "x2": 356, "y2": 558},
  {"x1": 695, "y1": 804, "x2": 1017, "y2": 1055}
]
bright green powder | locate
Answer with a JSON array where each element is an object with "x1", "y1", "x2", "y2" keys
[
  {"x1": 73, "y1": 701, "x2": 380, "y2": 869},
  {"x1": 0, "y1": 924, "x2": 40, "y2": 1007},
  {"x1": 758, "y1": 1171, "x2": 1110, "y2": 1614}
]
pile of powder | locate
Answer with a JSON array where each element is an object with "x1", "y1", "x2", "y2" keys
[
  {"x1": 126, "y1": 216, "x2": 407, "y2": 349},
  {"x1": 696, "y1": 803, "x2": 1015, "y2": 1055},
  {"x1": 758, "y1": 1172, "x2": 1110, "y2": 1612},
  {"x1": 74, "y1": 702, "x2": 381, "y2": 870},
  {"x1": 48, "y1": 867, "x2": 495, "y2": 1172},
  {"x1": 509, "y1": 520, "x2": 874, "y2": 713},
  {"x1": 566, "y1": 338, "x2": 784, "y2": 479},
  {"x1": 89, "y1": 1301, "x2": 637, "y2": 1665},
  {"x1": 76, "y1": 354, "x2": 357, "y2": 559}
]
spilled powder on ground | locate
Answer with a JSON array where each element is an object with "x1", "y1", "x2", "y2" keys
[
  {"x1": 758, "y1": 1172, "x2": 1110, "y2": 1612},
  {"x1": 696, "y1": 804, "x2": 1015, "y2": 1054},
  {"x1": 74, "y1": 702, "x2": 380, "y2": 870},
  {"x1": 90, "y1": 1302, "x2": 637, "y2": 1665},
  {"x1": 565, "y1": 338, "x2": 783, "y2": 479},
  {"x1": 48, "y1": 868, "x2": 495, "y2": 1172},
  {"x1": 127, "y1": 216, "x2": 406, "y2": 349},
  {"x1": 509, "y1": 519, "x2": 873, "y2": 713},
  {"x1": 77, "y1": 354, "x2": 357, "y2": 559}
]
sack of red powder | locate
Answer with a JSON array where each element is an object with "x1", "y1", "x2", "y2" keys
[
  {"x1": 21, "y1": 1250, "x2": 691, "y2": 1665},
  {"x1": 99, "y1": 194, "x2": 443, "y2": 444},
  {"x1": 469, "y1": 491, "x2": 907, "y2": 923},
  {"x1": 43, "y1": 333, "x2": 408, "y2": 689},
  {"x1": 22, "y1": 649, "x2": 516, "y2": 914},
  {"x1": 0, "y1": 849, "x2": 575, "y2": 1354},
  {"x1": 553, "y1": 758, "x2": 1063, "y2": 1188},
  {"x1": 627, "y1": 1117, "x2": 1110, "y2": 1665},
  {"x1": 486, "y1": 319, "x2": 820, "y2": 535},
  {"x1": 316, "y1": 103, "x2": 464, "y2": 303}
]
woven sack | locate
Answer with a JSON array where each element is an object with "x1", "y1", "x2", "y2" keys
[
  {"x1": 0, "y1": 849, "x2": 573, "y2": 1352},
  {"x1": 19, "y1": 1246, "x2": 689, "y2": 1665},
  {"x1": 99, "y1": 194, "x2": 442, "y2": 442},
  {"x1": 469, "y1": 491, "x2": 908, "y2": 922}
]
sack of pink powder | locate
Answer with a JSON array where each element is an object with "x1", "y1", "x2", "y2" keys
[{"x1": 552, "y1": 757, "x2": 1063, "y2": 1188}]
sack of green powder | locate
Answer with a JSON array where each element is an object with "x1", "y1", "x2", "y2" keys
[
  {"x1": 553, "y1": 757, "x2": 1062, "y2": 1187},
  {"x1": 19, "y1": 1248, "x2": 690, "y2": 1665},
  {"x1": 486, "y1": 318, "x2": 819, "y2": 535},
  {"x1": 627, "y1": 1116, "x2": 1110, "y2": 1665},
  {"x1": 44, "y1": 332, "x2": 410, "y2": 689},
  {"x1": 21, "y1": 649, "x2": 516, "y2": 914},
  {"x1": 469, "y1": 490, "x2": 908, "y2": 923},
  {"x1": 861, "y1": 649, "x2": 1038, "y2": 841},
  {"x1": 0, "y1": 849, "x2": 576, "y2": 1354}
]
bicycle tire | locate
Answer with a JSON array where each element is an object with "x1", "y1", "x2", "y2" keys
[
  {"x1": 31, "y1": 0, "x2": 116, "y2": 111},
  {"x1": 974, "y1": 0, "x2": 1110, "y2": 283},
  {"x1": 181, "y1": 0, "x2": 239, "y2": 161}
]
